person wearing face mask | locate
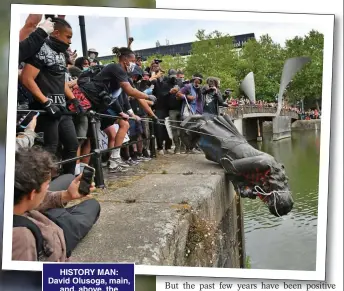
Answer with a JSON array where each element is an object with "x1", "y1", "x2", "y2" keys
[
  {"x1": 177, "y1": 73, "x2": 205, "y2": 118},
  {"x1": 167, "y1": 69, "x2": 185, "y2": 154},
  {"x1": 87, "y1": 48, "x2": 102, "y2": 66},
  {"x1": 91, "y1": 47, "x2": 157, "y2": 119},
  {"x1": 90, "y1": 47, "x2": 158, "y2": 172},
  {"x1": 201, "y1": 77, "x2": 228, "y2": 117},
  {"x1": 176, "y1": 73, "x2": 204, "y2": 154},
  {"x1": 20, "y1": 17, "x2": 82, "y2": 176},
  {"x1": 150, "y1": 68, "x2": 176, "y2": 155},
  {"x1": 74, "y1": 57, "x2": 90, "y2": 72},
  {"x1": 176, "y1": 69, "x2": 185, "y2": 83}
]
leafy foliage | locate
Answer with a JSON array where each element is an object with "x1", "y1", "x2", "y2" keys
[
  {"x1": 142, "y1": 54, "x2": 187, "y2": 73},
  {"x1": 185, "y1": 30, "x2": 239, "y2": 93},
  {"x1": 237, "y1": 35, "x2": 285, "y2": 102},
  {"x1": 284, "y1": 30, "x2": 324, "y2": 105},
  {"x1": 149, "y1": 29, "x2": 324, "y2": 107}
]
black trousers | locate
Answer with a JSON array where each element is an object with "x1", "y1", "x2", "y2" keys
[
  {"x1": 36, "y1": 115, "x2": 79, "y2": 175},
  {"x1": 154, "y1": 110, "x2": 172, "y2": 150},
  {"x1": 45, "y1": 174, "x2": 101, "y2": 258}
]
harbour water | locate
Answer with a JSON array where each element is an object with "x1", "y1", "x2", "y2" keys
[{"x1": 244, "y1": 130, "x2": 321, "y2": 271}]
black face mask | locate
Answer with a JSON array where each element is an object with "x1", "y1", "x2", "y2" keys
[
  {"x1": 140, "y1": 80, "x2": 151, "y2": 88},
  {"x1": 169, "y1": 77, "x2": 177, "y2": 85},
  {"x1": 46, "y1": 37, "x2": 70, "y2": 53}
]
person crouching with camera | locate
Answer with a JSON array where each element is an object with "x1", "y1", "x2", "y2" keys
[{"x1": 12, "y1": 147, "x2": 100, "y2": 262}]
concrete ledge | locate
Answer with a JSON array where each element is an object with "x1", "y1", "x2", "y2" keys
[
  {"x1": 71, "y1": 155, "x2": 241, "y2": 268},
  {"x1": 291, "y1": 119, "x2": 321, "y2": 130},
  {"x1": 273, "y1": 116, "x2": 291, "y2": 141}
]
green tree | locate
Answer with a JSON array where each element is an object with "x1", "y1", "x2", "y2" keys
[
  {"x1": 284, "y1": 30, "x2": 324, "y2": 108},
  {"x1": 185, "y1": 29, "x2": 239, "y2": 92},
  {"x1": 142, "y1": 54, "x2": 187, "y2": 73},
  {"x1": 237, "y1": 34, "x2": 285, "y2": 102}
]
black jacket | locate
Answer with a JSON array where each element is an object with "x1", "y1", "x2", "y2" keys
[
  {"x1": 19, "y1": 28, "x2": 48, "y2": 64},
  {"x1": 201, "y1": 85, "x2": 228, "y2": 115}
]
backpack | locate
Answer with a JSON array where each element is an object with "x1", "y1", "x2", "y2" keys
[
  {"x1": 78, "y1": 64, "x2": 104, "y2": 81},
  {"x1": 13, "y1": 214, "x2": 51, "y2": 261},
  {"x1": 77, "y1": 65, "x2": 112, "y2": 111}
]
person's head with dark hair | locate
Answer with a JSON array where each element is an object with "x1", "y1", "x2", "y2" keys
[
  {"x1": 142, "y1": 71, "x2": 150, "y2": 81},
  {"x1": 177, "y1": 69, "x2": 185, "y2": 80},
  {"x1": 135, "y1": 55, "x2": 142, "y2": 67},
  {"x1": 14, "y1": 147, "x2": 57, "y2": 212},
  {"x1": 150, "y1": 61, "x2": 161, "y2": 74},
  {"x1": 74, "y1": 57, "x2": 90, "y2": 71},
  {"x1": 129, "y1": 65, "x2": 143, "y2": 83},
  {"x1": 206, "y1": 77, "x2": 220, "y2": 89},
  {"x1": 168, "y1": 69, "x2": 178, "y2": 85},
  {"x1": 50, "y1": 17, "x2": 73, "y2": 47},
  {"x1": 112, "y1": 46, "x2": 136, "y2": 73},
  {"x1": 191, "y1": 73, "x2": 203, "y2": 88}
]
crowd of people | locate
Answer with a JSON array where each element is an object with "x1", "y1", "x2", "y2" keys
[{"x1": 13, "y1": 15, "x2": 320, "y2": 262}]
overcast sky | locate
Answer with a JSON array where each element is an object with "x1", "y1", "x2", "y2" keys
[{"x1": 19, "y1": 14, "x2": 324, "y2": 57}]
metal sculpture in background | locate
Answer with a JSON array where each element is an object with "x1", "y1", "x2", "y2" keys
[
  {"x1": 240, "y1": 72, "x2": 256, "y2": 104},
  {"x1": 240, "y1": 57, "x2": 311, "y2": 115}
]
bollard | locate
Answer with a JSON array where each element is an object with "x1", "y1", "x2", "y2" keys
[
  {"x1": 149, "y1": 120, "x2": 156, "y2": 158},
  {"x1": 88, "y1": 111, "x2": 105, "y2": 188}
]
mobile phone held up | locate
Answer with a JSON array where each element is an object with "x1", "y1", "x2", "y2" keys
[
  {"x1": 19, "y1": 111, "x2": 40, "y2": 128},
  {"x1": 79, "y1": 165, "x2": 96, "y2": 195}
]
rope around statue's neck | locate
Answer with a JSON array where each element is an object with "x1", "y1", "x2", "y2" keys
[{"x1": 253, "y1": 186, "x2": 292, "y2": 217}]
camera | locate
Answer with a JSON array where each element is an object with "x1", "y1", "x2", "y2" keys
[{"x1": 99, "y1": 91, "x2": 112, "y2": 107}]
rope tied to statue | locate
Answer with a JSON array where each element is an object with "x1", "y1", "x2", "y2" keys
[{"x1": 253, "y1": 186, "x2": 293, "y2": 217}]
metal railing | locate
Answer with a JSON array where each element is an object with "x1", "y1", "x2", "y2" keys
[
  {"x1": 17, "y1": 110, "x2": 157, "y2": 189},
  {"x1": 220, "y1": 105, "x2": 300, "y2": 120}
]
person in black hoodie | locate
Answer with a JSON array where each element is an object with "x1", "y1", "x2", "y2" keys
[
  {"x1": 201, "y1": 77, "x2": 228, "y2": 117},
  {"x1": 128, "y1": 65, "x2": 153, "y2": 161},
  {"x1": 18, "y1": 17, "x2": 55, "y2": 109},
  {"x1": 167, "y1": 69, "x2": 185, "y2": 154},
  {"x1": 151, "y1": 69, "x2": 174, "y2": 155},
  {"x1": 19, "y1": 17, "x2": 54, "y2": 63},
  {"x1": 20, "y1": 18, "x2": 82, "y2": 176}
]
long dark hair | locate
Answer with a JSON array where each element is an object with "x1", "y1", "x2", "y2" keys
[{"x1": 74, "y1": 57, "x2": 90, "y2": 70}]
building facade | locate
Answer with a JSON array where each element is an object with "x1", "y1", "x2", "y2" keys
[{"x1": 98, "y1": 33, "x2": 255, "y2": 62}]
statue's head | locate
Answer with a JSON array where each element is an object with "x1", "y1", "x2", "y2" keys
[
  {"x1": 234, "y1": 160, "x2": 294, "y2": 217},
  {"x1": 256, "y1": 162, "x2": 294, "y2": 217}
]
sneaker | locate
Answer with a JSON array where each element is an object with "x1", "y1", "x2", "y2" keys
[
  {"x1": 125, "y1": 158, "x2": 140, "y2": 166},
  {"x1": 158, "y1": 149, "x2": 165, "y2": 155},
  {"x1": 142, "y1": 149, "x2": 150, "y2": 158},
  {"x1": 109, "y1": 165, "x2": 129, "y2": 173},
  {"x1": 165, "y1": 149, "x2": 174, "y2": 155},
  {"x1": 110, "y1": 157, "x2": 130, "y2": 168},
  {"x1": 137, "y1": 155, "x2": 151, "y2": 162}
]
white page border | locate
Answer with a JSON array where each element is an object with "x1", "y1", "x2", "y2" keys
[{"x1": 2, "y1": 4, "x2": 334, "y2": 282}]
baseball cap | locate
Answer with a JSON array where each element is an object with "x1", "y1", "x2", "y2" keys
[{"x1": 168, "y1": 69, "x2": 178, "y2": 78}]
